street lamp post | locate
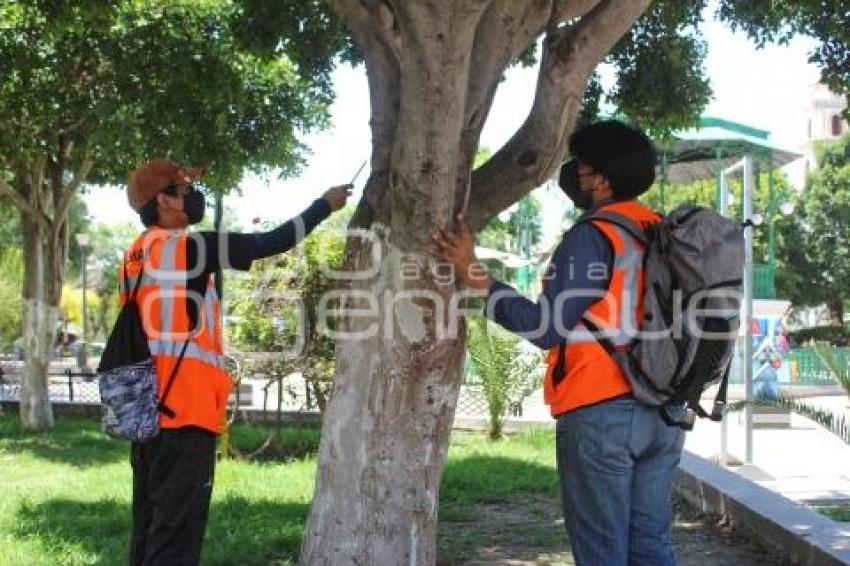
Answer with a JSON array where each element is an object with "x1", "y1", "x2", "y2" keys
[{"x1": 75, "y1": 232, "x2": 91, "y2": 370}]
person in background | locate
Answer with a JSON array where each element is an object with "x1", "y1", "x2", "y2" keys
[{"x1": 123, "y1": 159, "x2": 350, "y2": 565}]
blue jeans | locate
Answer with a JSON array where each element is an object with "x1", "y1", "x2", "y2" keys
[{"x1": 556, "y1": 396, "x2": 685, "y2": 566}]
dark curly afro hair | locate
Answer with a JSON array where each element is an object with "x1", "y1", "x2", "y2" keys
[{"x1": 567, "y1": 120, "x2": 657, "y2": 200}]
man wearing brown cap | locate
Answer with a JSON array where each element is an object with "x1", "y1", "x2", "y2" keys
[{"x1": 123, "y1": 158, "x2": 350, "y2": 565}]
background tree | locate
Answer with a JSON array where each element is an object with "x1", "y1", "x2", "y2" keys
[
  {"x1": 85, "y1": 221, "x2": 139, "y2": 342},
  {"x1": 0, "y1": 0, "x2": 340, "y2": 429},
  {"x1": 794, "y1": 135, "x2": 850, "y2": 323},
  {"x1": 0, "y1": 248, "x2": 23, "y2": 353}
]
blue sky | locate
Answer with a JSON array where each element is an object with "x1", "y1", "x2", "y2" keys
[{"x1": 84, "y1": 6, "x2": 822, "y2": 242}]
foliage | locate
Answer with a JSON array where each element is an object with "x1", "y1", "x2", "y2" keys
[
  {"x1": 815, "y1": 344, "x2": 850, "y2": 398},
  {"x1": 608, "y1": 1, "x2": 712, "y2": 137},
  {"x1": 789, "y1": 134, "x2": 850, "y2": 322},
  {"x1": 0, "y1": 248, "x2": 23, "y2": 351},
  {"x1": 0, "y1": 203, "x2": 20, "y2": 249},
  {"x1": 478, "y1": 194, "x2": 543, "y2": 255},
  {"x1": 730, "y1": 397, "x2": 850, "y2": 447},
  {"x1": 466, "y1": 317, "x2": 540, "y2": 440},
  {"x1": 227, "y1": 209, "x2": 352, "y2": 412},
  {"x1": 58, "y1": 283, "x2": 100, "y2": 328},
  {"x1": 85, "y1": 222, "x2": 138, "y2": 341},
  {"x1": 790, "y1": 326, "x2": 850, "y2": 347},
  {"x1": 0, "y1": 0, "x2": 334, "y2": 189},
  {"x1": 814, "y1": 504, "x2": 850, "y2": 523}
]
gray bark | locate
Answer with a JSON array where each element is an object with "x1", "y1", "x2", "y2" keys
[
  {"x1": 302, "y1": 1, "x2": 652, "y2": 562},
  {"x1": 19, "y1": 208, "x2": 60, "y2": 430},
  {"x1": 8, "y1": 154, "x2": 91, "y2": 431}
]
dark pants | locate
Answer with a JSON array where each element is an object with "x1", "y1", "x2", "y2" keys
[{"x1": 130, "y1": 427, "x2": 217, "y2": 566}]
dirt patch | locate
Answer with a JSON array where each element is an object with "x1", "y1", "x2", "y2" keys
[{"x1": 437, "y1": 495, "x2": 788, "y2": 565}]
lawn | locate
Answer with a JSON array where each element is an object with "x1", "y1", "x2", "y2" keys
[{"x1": 0, "y1": 414, "x2": 559, "y2": 565}]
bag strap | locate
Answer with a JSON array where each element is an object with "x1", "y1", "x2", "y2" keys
[
  {"x1": 157, "y1": 338, "x2": 190, "y2": 419},
  {"x1": 122, "y1": 262, "x2": 147, "y2": 303},
  {"x1": 580, "y1": 316, "x2": 622, "y2": 356},
  {"x1": 709, "y1": 362, "x2": 730, "y2": 421},
  {"x1": 577, "y1": 210, "x2": 649, "y2": 246},
  {"x1": 552, "y1": 340, "x2": 567, "y2": 386},
  {"x1": 156, "y1": 269, "x2": 213, "y2": 418}
]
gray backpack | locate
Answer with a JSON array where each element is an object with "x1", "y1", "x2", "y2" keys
[{"x1": 580, "y1": 205, "x2": 744, "y2": 429}]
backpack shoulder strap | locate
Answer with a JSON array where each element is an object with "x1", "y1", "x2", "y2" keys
[
  {"x1": 577, "y1": 210, "x2": 649, "y2": 246},
  {"x1": 121, "y1": 261, "x2": 146, "y2": 303}
]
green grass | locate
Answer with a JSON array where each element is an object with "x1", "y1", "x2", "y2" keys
[
  {"x1": 0, "y1": 415, "x2": 558, "y2": 565},
  {"x1": 0, "y1": 416, "x2": 317, "y2": 566},
  {"x1": 441, "y1": 427, "x2": 558, "y2": 506},
  {"x1": 814, "y1": 503, "x2": 850, "y2": 522}
]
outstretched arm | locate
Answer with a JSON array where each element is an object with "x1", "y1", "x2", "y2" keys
[{"x1": 253, "y1": 184, "x2": 352, "y2": 259}]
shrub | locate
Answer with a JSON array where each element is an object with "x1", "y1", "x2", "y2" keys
[{"x1": 789, "y1": 325, "x2": 850, "y2": 347}]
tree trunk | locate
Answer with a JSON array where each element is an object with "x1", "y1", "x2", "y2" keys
[
  {"x1": 302, "y1": 232, "x2": 468, "y2": 563},
  {"x1": 828, "y1": 297, "x2": 845, "y2": 326},
  {"x1": 303, "y1": 1, "x2": 653, "y2": 561},
  {"x1": 19, "y1": 217, "x2": 63, "y2": 430},
  {"x1": 302, "y1": 4, "x2": 487, "y2": 560}
]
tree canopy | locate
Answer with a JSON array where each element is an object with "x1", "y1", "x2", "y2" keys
[
  {"x1": 791, "y1": 134, "x2": 850, "y2": 322},
  {"x1": 0, "y1": 0, "x2": 339, "y2": 191},
  {"x1": 0, "y1": 0, "x2": 349, "y2": 430}
]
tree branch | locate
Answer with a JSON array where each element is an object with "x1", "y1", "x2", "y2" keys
[
  {"x1": 455, "y1": 1, "x2": 552, "y2": 214},
  {"x1": 0, "y1": 177, "x2": 50, "y2": 229},
  {"x1": 466, "y1": 0, "x2": 652, "y2": 230},
  {"x1": 52, "y1": 152, "x2": 94, "y2": 242},
  {"x1": 327, "y1": 0, "x2": 401, "y2": 59},
  {"x1": 550, "y1": 0, "x2": 601, "y2": 26}
]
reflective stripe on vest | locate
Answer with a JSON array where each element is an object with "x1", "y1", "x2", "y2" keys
[{"x1": 566, "y1": 224, "x2": 643, "y2": 347}]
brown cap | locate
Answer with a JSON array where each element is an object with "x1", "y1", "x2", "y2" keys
[{"x1": 127, "y1": 159, "x2": 204, "y2": 212}]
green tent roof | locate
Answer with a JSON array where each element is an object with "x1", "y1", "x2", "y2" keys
[{"x1": 658, "y1": 117, "x2": 802, "y2": 184}]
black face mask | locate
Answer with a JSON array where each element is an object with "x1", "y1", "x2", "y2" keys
[
  {"x1": 558, "y1": 159, "x2": 596, "y2": 211},
  {"x1": 183, "y1": 188, "x2": 206, "y2": 225}
]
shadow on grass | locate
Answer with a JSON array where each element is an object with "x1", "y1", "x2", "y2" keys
[
  {"x1": 0, "y1": 415, "x2": 126, "y2": 468},
  {"x1": 14, "y1": 496, "x2": 309, "y2": 566},
  {"x1": 14, "y1": 498, "x2": 131, "y2": 565},
  {"x1": 441, "y1": 455, "x2": 559, "y2": 506},
  {"x1": 230, "y1": 423, "x2": 321, "y2": 462},
  {"x1": 438, "y1": 455, "x2": 567, "y2": 563}
]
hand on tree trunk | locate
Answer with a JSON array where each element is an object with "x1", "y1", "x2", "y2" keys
[{"x1": 430, "y1": 213, "x2": 492, "y2": 294}]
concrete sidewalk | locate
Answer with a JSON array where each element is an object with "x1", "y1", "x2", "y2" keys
[{"x1": 684, "y1": 397, "x2": 850, "y2": 505}]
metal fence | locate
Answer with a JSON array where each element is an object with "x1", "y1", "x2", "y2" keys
[
  {"x1": 0, "y1": 364, "x2": 100, "y2": 404},
  {"x1": 784, "y1": 347, "x2": 850, "y2": 386},
  {"x1": 0, "y1": 363, "x2": 500, "y2": 419}
]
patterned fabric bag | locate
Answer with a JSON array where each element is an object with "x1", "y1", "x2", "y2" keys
[{"x1": 97, "y1": 263, "x2": 188, "y2": 442}]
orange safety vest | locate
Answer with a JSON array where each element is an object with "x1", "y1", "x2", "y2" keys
[
  {"x1": 120, "y1": 227, "x2": 231, "y2": 434},
  {"x1": 543, "y1": 200, "x2": 660, "y2": 417}
]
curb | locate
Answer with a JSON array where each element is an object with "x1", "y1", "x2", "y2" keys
[{"x1": 676, "y1": 450, "x2": 850, "y2": 565}]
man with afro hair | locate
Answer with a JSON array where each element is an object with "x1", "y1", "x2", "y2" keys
[{"x1": 432, "y1": 120, "x2": 685, "y2": 565}]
